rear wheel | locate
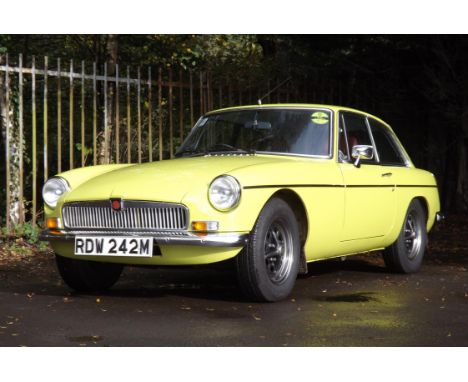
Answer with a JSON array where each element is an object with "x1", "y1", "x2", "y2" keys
[
  {"x1": 55, "y1": 254, "x2": 123, "y2": 293},
  {"x1": 236, "y1": 197, "x2": 300, "y2": 302},
  {"x1": 383, "y1": 199, "x2": 427, "y2": 273}
]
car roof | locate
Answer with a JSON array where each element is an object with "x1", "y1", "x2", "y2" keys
[{"x1": 205, "y1": 104, "x2": 391, "y2": 128}]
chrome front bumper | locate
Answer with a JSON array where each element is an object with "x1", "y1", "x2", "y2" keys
[{"x1": 39, "y1": 229, "x2": 249, "y2": 247}]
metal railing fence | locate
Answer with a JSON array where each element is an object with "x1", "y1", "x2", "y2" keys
[{"x1": 0, "y1": 53, "x2": 349, "y2": 231}]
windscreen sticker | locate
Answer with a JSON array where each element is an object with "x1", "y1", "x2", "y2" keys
[{"x1": 311, "y1": 111, "x2": 329, "y2": 125}]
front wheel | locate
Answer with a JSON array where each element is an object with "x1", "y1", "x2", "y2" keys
[
  {"x1": 55, "y1": 254, "x2": 123, "y2": 293},
  {"x1": 236, "y1": 197, "x2": 300, "y2": 302},
  {"x1": 383, "y1": 199, "x2": 428, "y2": 273}
]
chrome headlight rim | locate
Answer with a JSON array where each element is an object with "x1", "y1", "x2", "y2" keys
[
  {"x1": 42, "y1": 177, "x2": 70, "y2": 208},
  {"x1": 208, "y1": 175, "x2": 241, "y2": 212}
]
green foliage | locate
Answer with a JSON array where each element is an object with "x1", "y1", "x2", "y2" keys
[{"x1": 0, "y1": 222, "x2": 49, "y2": 253}]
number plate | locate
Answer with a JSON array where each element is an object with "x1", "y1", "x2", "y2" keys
[{"x1": 74, "y1": 236, "x2": 153, "y2": 257}]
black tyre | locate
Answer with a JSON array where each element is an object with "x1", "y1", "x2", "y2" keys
[
  {"x1": 55, "y1": 254, "x2": 123, "y2": 293},
  {"x1": 383, "y1": 199, "x2": 428, "y2": 273},
  {"x1": 236, "y1": 197, "x2": 300, "y2": 302}
]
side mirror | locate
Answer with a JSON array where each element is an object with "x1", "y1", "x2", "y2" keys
[{"x1": 351, "y1": 145, "x2": 374, "y2": 168}]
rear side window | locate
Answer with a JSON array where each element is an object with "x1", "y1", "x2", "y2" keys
[{"x1": 368, "y1": 118, "x2": 406, "y2": 166}]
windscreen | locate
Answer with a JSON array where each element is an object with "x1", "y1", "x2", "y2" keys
[{"x1": 176, "y1": 108, "x2": 331, "y2": 157}]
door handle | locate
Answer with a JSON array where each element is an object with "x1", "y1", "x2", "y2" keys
[{"x1": 381, "y1": 172, "x2": 393, "y2": 177}]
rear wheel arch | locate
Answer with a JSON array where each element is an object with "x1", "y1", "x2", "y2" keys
[{"x1": 414, "y1": 196, "x2": 428, "y2": 221}]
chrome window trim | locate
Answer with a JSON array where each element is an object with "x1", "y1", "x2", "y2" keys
[
  {"x1": 365, "y1": 116, "x2": 380, "y2": 163},
  {"x1": 339, "y1": 113, "x2": 351, "y2": 160}
]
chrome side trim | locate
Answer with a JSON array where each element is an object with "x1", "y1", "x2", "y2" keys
[{"x1": 39, "y1": 230, "x2": 249, "y2": 247}]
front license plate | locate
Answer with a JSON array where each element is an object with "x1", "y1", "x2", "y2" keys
[{"x1": 74, "y1": 236, "x2": 153, "y2": 257}]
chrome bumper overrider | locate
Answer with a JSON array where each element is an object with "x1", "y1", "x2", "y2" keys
[
  {"x1": 39, "y1": 229, "x2": 249, "y2": 247},
  {"x1": 436, "y1": 212, "x2": 445, "y2": 223}
]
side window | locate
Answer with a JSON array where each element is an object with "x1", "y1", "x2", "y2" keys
[
  {"x1": 341, "y1": 112, "x2": 376, "y2": 164},
  {"x1": 368, "y1": 118, "x2": 406, "y2": 166}
]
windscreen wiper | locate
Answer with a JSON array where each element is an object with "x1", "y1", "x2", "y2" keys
[{"x1": 174, "y1": 149, "x2": 206, "y2": 158}]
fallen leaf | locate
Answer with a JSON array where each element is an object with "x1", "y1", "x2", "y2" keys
[{"x1": 252, "y1": 314, "x2": 262, "y2": 321}]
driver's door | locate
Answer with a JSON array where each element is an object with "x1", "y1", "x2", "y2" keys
[{"x1": 338, "y1": 112, "x2": 396, "y2": 241}]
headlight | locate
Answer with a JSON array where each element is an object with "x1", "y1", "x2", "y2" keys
[
  {"x1": 42, "y1": 177, "x2": 69, "y2": 208},
  {"x1": 208, "y1": 175, "x2": 241, "y2": 211}
]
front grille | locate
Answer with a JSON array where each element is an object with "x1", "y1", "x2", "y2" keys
[{"x1": 62, "y1": 200, "x2": 189, "y2": 231}]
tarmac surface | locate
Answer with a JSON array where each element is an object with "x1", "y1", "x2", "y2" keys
[{"x1": 0, "y1": 223, "x2": 467, "y2": 346}]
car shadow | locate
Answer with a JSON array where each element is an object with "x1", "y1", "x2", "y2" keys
[{"x1": 0, "y1": 255, "x2": 390, "y2": 303}]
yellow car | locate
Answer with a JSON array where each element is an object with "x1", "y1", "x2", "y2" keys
[{"x1": 40, "y1": 104, "x2": 443, "y2": 302}]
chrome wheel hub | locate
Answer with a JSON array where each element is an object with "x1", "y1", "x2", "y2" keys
[
  {"x1": 264, "y1": 219, "x2": 293, "y2": 284},
  {"x1": 404, "y1": 212, "x2": 422, "y2": 260}
]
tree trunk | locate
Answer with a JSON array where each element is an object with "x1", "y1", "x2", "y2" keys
[
  {"x1": 0, "y1": 64, "x2": 25, "y2": 227},
  {"x1": 97, "y1": 34, "x2": 118, "y2": 164}
]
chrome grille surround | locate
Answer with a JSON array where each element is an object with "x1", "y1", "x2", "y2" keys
[{"x1": 62, "y1": 200, "x2": 189, "y2": 231}]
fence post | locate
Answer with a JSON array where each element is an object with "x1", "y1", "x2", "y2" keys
[
  {"x1": 126, "y1": 66, "x2": 131, "y2": 163},
  {"x1": 4, "y1": 54, "x2": 11, "y2": 230},
  {"x1": 43, "y1": 56, "x2": 48, "y2": 181},
  {"x1": 115, "y1": 64, "x2": 120, "y2": 164},
  {"x1": 80, "y1": 60, "x2": 85, "y2": 167},
  {"x1": 199, "y1": 72, "x2": 204, "y2": 115},
  {"x1": 148, "y1": 67, "x2": 152, "y2": 162},
  {"x1": 169, "y1": 68, "x2": 173, "y2": 158},
  {"x1": 158, "y1": 67, "x2": 163, "y2": 161},
  {"x1": 178, "y1": 69, "x2": 184, "y2": 142},
  {"x1": 103, "y1": 62, "x2": 108, "y2": 164},
  {"x1": 69, "y1": 59, "x2": 74, "y2": 170},
  {"x1": 32, "y1": 56, "x2": 37, "y2": 226},
  {"x1": 137, "y1": 67, "x2": 141, "y2": 164},
  {"x1": 18, "y1": 54, "x2": 24, "y2": 224},
  {"x1": 92, "y1": 62, "x2": 97, "y2": 166},
  {"x1": 57, "y1": 58, "x2": 62, "y2": 173},
  {"x1": 189, "y1": 70, "x2": 194, "y2": 127}
]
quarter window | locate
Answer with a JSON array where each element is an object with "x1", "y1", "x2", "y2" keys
[{"x1": 368, "y1": 118, "x2": 406, "y2": 166}]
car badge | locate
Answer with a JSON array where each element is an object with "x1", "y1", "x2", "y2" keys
[{"x1": 110, "y1": 198, "x2": 123, "y2": 211}]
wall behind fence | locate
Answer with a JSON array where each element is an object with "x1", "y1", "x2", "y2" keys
[{"x1": 0, "y1": 54, "x2": 348, "y2": 231}]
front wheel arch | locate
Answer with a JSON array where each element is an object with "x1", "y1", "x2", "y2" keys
[{"x1": 266, "y1": 189, "x2": 309, "y2": 249}]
